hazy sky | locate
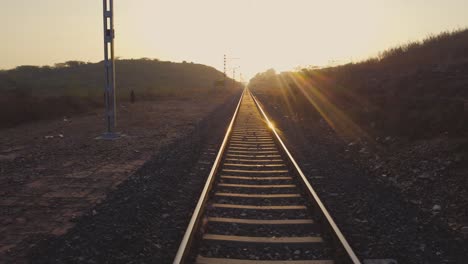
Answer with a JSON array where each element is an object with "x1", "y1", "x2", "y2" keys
[{"x1": 1, "y1": 0, "x2": 467, "y2": 80}]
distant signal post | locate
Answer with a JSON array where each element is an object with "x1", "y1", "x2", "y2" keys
[
  {"x1": 102, "y1": 0, "x2": 118, "y2": 139},
  {"x1": 224, "y1": 55, "x2": 240, "y2": 89},
  {"x1": 224, "y1": 54, "x2": 227, "y2": 89}
]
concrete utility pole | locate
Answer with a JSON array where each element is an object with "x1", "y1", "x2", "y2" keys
[
  {"x1": 232, "y1": 68, "x2": 236, "y2": 85},
  {"x1": 232, "y1": 66, "x2": 240, "y2": 89},
  {"x1": 102, "y1": 0, "x2": 118, "y2": 139},
  {"x1": 223, "y1": 54, "x2": 227, "y2": 89},
  {"x1": 225, "y1": 55, "x2": 240, "y2": 89}
]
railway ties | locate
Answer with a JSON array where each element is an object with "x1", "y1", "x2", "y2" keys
[
  {"x1": 174, "y1": 90, "x2": 361, "y2": 264},
  {"x1": 196, "y1": 93, "x2": 332, "y2": 263}
]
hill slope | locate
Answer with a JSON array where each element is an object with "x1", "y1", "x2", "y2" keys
[
  {"x1": 0, "y1": 59, "x2": 236, "y2": 127},
  {"x1": 249, "y1": 29, "x2": 468, "y2": 262},
  {"x1": 249, "y1": 29, "x2": 468, "y2": 139}
]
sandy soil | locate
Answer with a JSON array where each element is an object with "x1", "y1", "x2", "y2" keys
[{"x1": 0, "y1": 92, "x2": 238, "y2": 263}]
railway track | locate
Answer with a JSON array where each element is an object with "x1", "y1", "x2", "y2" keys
[{"x1": 174, "y1": 89, "x2": 360, "y2": 264}]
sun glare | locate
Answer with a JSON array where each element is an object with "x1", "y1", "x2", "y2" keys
[{"x1": 270, "y1": 71, "x2": 372, "y2": 141}]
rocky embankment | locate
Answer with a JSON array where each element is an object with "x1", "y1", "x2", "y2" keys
[{"x1": 256, "y1": 95, "x2": 468, "y2": 263}]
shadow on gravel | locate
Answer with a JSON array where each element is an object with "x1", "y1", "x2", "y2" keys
[{"x1": 19, "y1": 92, "x2": 241, "y2": 264}]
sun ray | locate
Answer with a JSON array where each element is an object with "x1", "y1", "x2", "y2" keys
[{"x1": 284, "y1": 71, "x2": 372, "y2": 141}]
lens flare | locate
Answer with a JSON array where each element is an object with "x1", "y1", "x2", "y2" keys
[{"x1": 272, "y1": 71, "x2": 372, "y2": 141}]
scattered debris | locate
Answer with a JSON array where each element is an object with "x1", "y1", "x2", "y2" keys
[
  {"x1": 418, "y1": 172, "x2": 432, "y2": 179},
  {"x1": 460, "y1": 226, "x2": 468, "y2": 236},
  {"x1": 364, "y1": 259, "x2": 398, "y2": 264}
]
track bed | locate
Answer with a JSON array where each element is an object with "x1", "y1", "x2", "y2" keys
[{"x1": 175, "y1": 90, "x2": 360, "y2": 264}]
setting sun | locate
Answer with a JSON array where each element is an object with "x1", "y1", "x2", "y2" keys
[{"x1": 1, "y1": 0, "x2": 468, "y2": 79}]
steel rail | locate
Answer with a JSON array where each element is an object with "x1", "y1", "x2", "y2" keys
[
  {"x1": 250, "y1": 89, "x2": 361, "y2": 264},
  {"x1": 173, "y1": 88, "x2": 246, "y2": 264}
]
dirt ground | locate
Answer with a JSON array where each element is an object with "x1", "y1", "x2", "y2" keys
[
  {"x1": 2, "y1": 87, "x2": 466, "y2": 263},
  {"x1": 0, "y1": 91, "x2": 239, "y2": 263}
]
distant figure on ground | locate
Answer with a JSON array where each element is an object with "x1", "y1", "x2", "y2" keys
[{"x1": 130, "y1": 90, "x2": 135, "y2": 103}]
